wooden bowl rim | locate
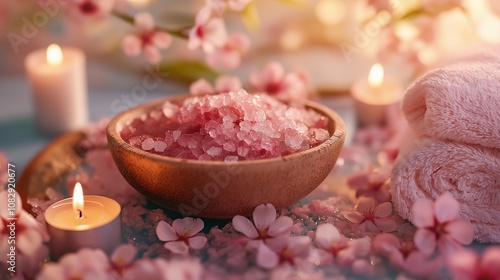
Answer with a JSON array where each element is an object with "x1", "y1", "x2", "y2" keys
[{"x1": 106, "y1": 94, "x2": 345, "y2": 167}]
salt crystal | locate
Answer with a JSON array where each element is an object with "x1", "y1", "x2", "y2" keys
[
  {"x1": 172, "y1": 130, "x2": 181, "y2": 141},
  {"x1": 207, "y1": 147, "x2": 223, "y2": 156},
  {"x1": 121, "y1": 90, "x2": 329, "y2": 161},
  {"x1": 141, "y1": 138, "x2": 155, "y2": 150},
  {"x1": 154, "y1": 141, "x2": 167, "y2": 152},
  {"x1": 224, "y1": 156, "x2": 239, "y2": 162}
]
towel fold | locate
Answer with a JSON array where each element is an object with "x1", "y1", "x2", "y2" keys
[
  {"x1": 392, "y1": 46, "x2": 500, "y2": 243},
  {"x1": 392, "y1": 139, "x2": 500, "y2": 243},
  {"x1": 403, "y1": 61, "x2": 500, "y2": 149}
]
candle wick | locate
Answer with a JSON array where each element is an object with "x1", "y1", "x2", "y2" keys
[{"x1": 77, "y1": 209, "x2": 83, "y2": 219}]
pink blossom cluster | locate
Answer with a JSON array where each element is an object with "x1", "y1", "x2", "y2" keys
[
  {"x1": 0, "y1": 190, "x2": 49, "y2": 279},
  {"x1": 53, "y1": 0, "x2": 252, "y2": 67},
  {"x1": 190, "y1": 61, "x2": 310, "y2": 102},
  {"x1": 121, "y1": 90, "x2": 329, "y2": 161},
  {"x1": 37, "y1": 244, "x2": 204, "y2": 280}
]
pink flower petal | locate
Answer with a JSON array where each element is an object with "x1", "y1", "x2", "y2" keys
[
  {"x1": 228, "y1": 32, "x2": 250, "y2": 51},
  {"x1": 414, "y1": 229, "x2": 436, "y2": 256},
  {"x1": 111, "y1": 244, "x2": 137, "y2": 267},
  {"x1": 446, "y1": 249, "x2": 478, "y2": 279},
  {"x1": 268, "y1": 216, "x2": 293, "y2": 237},
  {"x1": 264, "y1": 62, "x2": 285, "y2": 84},
  {"x1": 156, "y1": 221, "x2": 178, "y2": 242},
  {"x1": 164, "y1": 240, "x2": 189, "y2": 255},
  {"x1": 314, "y1": 223, "x2": 341, "y2": 250},
  {"x1": 374, "y1": 218, "x2": 397, "y2": 232},
  {"x1": 348, "y1": 236, "x2": 371, "y2": 257},
  {"x1": 188, "y1": 236, "x2": 207, "y2": 250},
  {"x1": 287, "y1": 236, "x2": 311, "y2": 257},
  {"x1": 253, "y1": 204, "x2": 277, "y2": 231},
  {"x1": 446, "y1": 220, "x2": 474, "y2": 245},
  {"x1": 143, "y1": 45, "x2": 162, "y2": 64},
  {"x1": 195, "y1": 5, "x2": 211, "y2": 25},
  {"x1": 482, "y1": 247, "x2": 500, "y2": 277},
  {"x1": 190, "y1": 78, "x2": 215, "y2": 96},
  {"x1": 202, "y1": 18, "x2": 228, "y2": 53},
  {"x1": 343, "y1": 211, "x2": 364, "y2": 223},
  {"x1": 152, "y1": 32, "x2": 172, "y2": 49},
  {"x1": 17, "y1": 229, "x2": 42, "y2": 256},
  {"x1": 122, "y1": 35, "x2": 142, "y2": 57},
  {"x1": 373, "y1": 233, "x2": 400, "y2": 254},
  {"x1": 134, "y1": 12, "x2": 155, "y2": 32},
  {"x1": 172, "y1": 217, "x2": 204, "y2": 236},
  {"x1": 437, "y1": 234, "x2": 462, "y2": 255},
  {"x1": 214, "y1": 75, "x2": 242, "y2": 93},
  {"x1": 374, "y1": 202, "x2": 393, "y2": 217},
  {"x1": 256, "y1": 243, "x2": 279, "y2": 269},
  {"x1": 411, "y1": 198, "x2": 435, "y2": 228},
  {"x1": 434, "y1": 193, "x2": 460, "y2": 223},
  {"x1": 232, "y1": 215, "x2": 259, "y2": 239},
  {"x1": 357, "y1": 197, "x2": 376, "y2": 212}
]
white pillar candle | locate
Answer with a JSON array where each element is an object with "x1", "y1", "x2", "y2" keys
[
  {"x1": 25, "y1": 44, "x2": 88, "y2": 134},
  {"x1": 350, "y1": 63, "x2": 403, "y2": 126},
  {"x1": 44, "y1": 183, "x2": 122, "y2": 260}
]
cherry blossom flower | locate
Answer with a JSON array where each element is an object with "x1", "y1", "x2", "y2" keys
[
  {"x1": 256, "y1": 236, "x2": 311, "y2": 269},
  {"x1": 0, "y1": 190, "x2": 49, "y2": 277},
  {"x1": 37, "y1": 248, "x2": 111, "y2": 280},
  {"x1": 314, "y1": 223, "x2": 371, "y2": 266},
  {"x1": 156, "y1": 217, "x2": 207, "y2": 255},
  {"x1": 346, "y1": 165, "x2": 392, "y2": 203},
  {"x1": 189, "y1": 75, "x2": 242, "y2": 96},
  {"x1": 207, "y1": 0, "x2": 252, "y2": 12},
  {"x1": 232, "y1": 203, "x2": 293, "y2": 246},
  {"x1": 110, "y1": 244, "x2": 137, "y2": 275},
  {"x1": 206, "y1": 33, "x2": 250, "y2": 69},
  {"x1": 411, "y1": 193, "x2": 474, "y2": 256},
  {"x1": 373, "y1": 233, "x2": 443, "y2": 277},
  {"x1": 188, "y1": 6, "x2": 228, "y2": 53},
  {"x1": 422, "y1": 0, "x2": 462, "y2": 14},
  {"x1": 488, "y1": 0, "x2": 500, "y2": 17},
  {"x1": 64, "y1": 0, "x2": 115, "y2": 21},
  {"x1": 447, "y1": 247, "x2": 500, "y2": 280},
  {"x1": 122, "y1": 12, "x2": 172, "y2": 64},
  {"x1": 249, "y1": 62, "x2": 309, "y2": 101},
  {"x1": 366, "y1": 0, "x2": 393, "y2": 12},
  {"x1": 156, "y1": 258, "x2": 204, "y2": 280},
  {"x1": 343, "y1": 197, "x2": 397, "y2": 233}
]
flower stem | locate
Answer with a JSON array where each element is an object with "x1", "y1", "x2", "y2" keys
[{"x1": 112, "y1": 10, "x2": 189, "y2": 39}]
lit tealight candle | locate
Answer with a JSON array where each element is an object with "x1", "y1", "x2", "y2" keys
[
  {"x1": 351, "y1": 63, "x2": 403, "y2": 125},
  {"x1": 25, "y1": 44, "x2": 88, "y2": 134},
  {"x1": 44, "y1": 183, "x2": 122, "y2": 260}
]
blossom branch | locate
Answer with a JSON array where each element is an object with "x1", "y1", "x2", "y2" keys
[{"x1": 112, "y1": 10, "x2": 189, "y2": 39}]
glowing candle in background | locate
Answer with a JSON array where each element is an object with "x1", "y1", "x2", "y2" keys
[
  {"x1": 44, "y1": 183, "x2": 122, "y2": 260},
  {"x1": 350, "y1": 63, "x2": 403, "y2": 125},
  {"x1": 25, "y1": 44, "x2": 88, "y2": 135}
]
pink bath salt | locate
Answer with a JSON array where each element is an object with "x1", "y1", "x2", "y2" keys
[
  {"x1": 120, "y1": 90, "x2": 330, "y2": 161},
  {"x1": 154, "y1": 141, "x2": 167, "y2": 152},
  {"x1": 141, "y1": 138, "x2": 155, "y2": 150}
]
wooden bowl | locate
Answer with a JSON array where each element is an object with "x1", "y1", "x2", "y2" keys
[{"x1": 106, "y1": 95, "x2": 345, "y2": 218}]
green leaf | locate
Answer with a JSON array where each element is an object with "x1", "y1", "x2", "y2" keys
[
  {"x1": 241, "y1": 2, "x2": 260, "y2": 32},
  {"x1": 157, "y1": 60, "x2": 220, "y2": 84}
]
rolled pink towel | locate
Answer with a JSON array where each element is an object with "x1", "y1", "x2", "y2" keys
[
  {"x1": 392, "y1": 139, "x2": 500, "y2": 243},
  {"x1": 403, "y1": 61, "x2": 500, "y2": 149}
]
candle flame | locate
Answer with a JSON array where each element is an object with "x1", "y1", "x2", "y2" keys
[
  {"x1": 368, "y1": 63, "x2": 384, "y2": 88},
  {"x1": 73, "y1": 182, "x2": 84, "y2": 218},
  {"x1": 47, "y1": 44, "x2": 63, "y2": 65}
]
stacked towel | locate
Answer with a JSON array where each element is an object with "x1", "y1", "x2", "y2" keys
[{"x1": 391, "y1": 46, "x2": 500, "y2": 243}]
